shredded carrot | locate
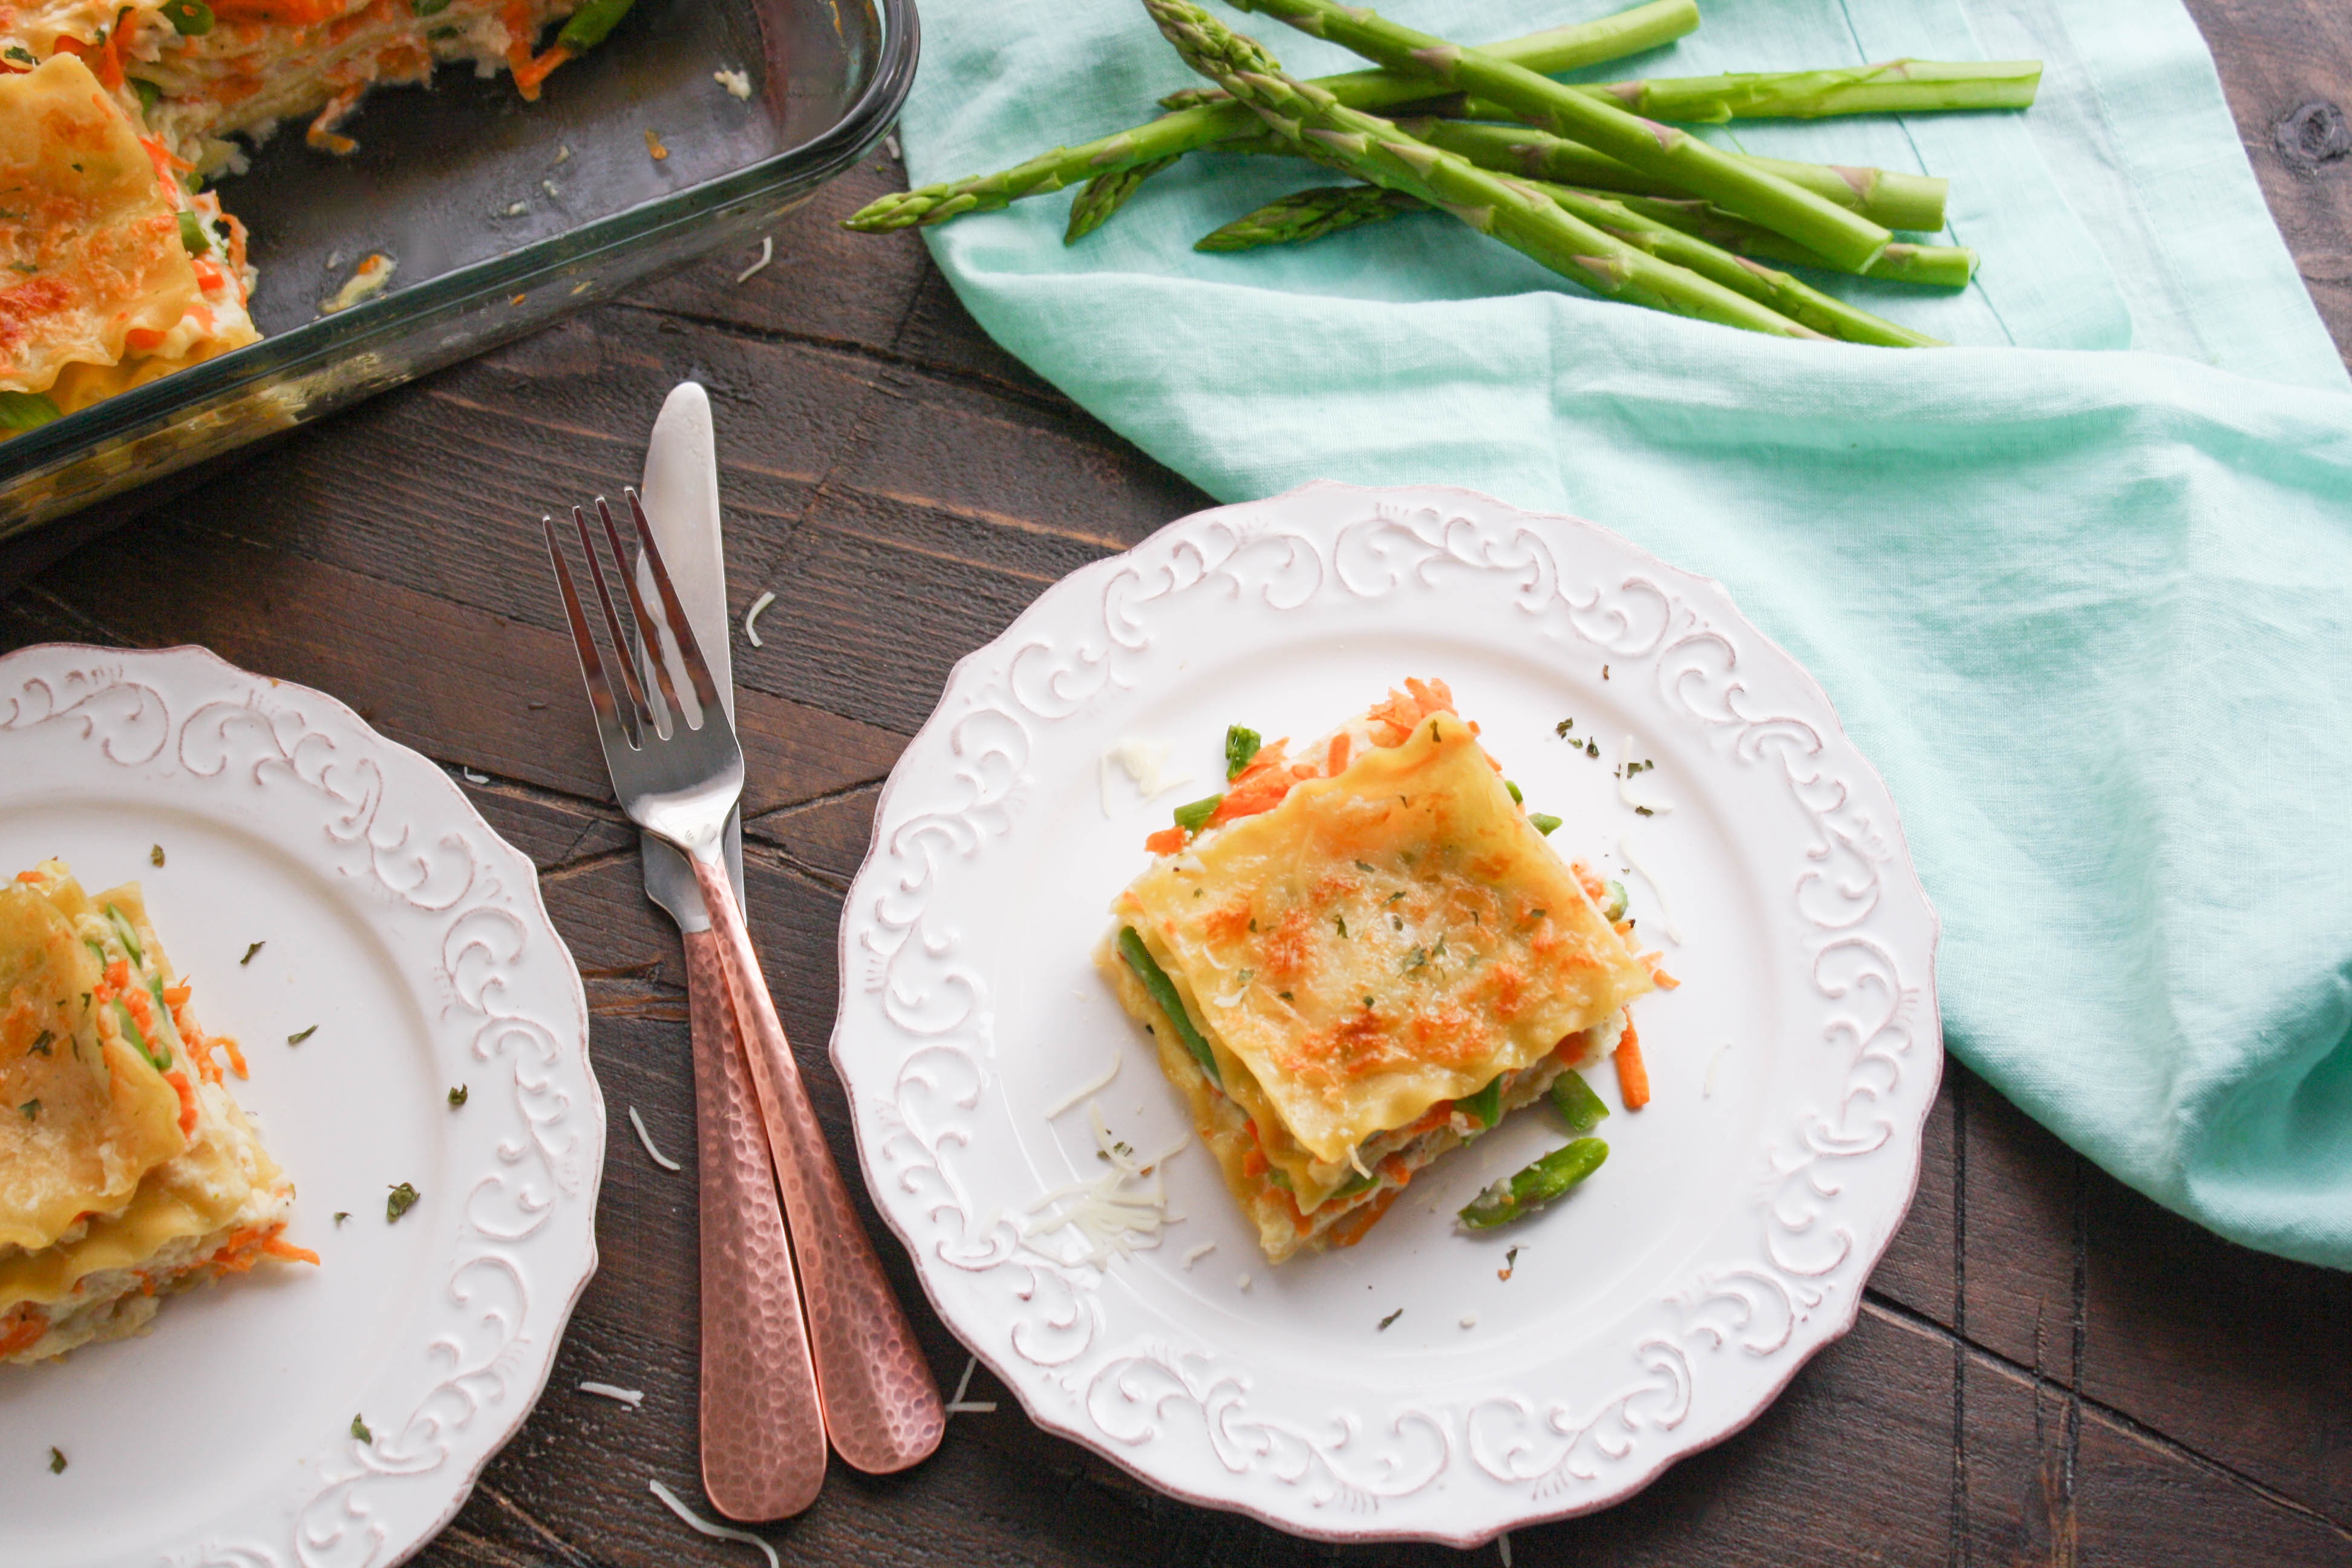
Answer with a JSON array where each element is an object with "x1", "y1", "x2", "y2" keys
[
  {"x1": 1569, "y1": 861, "x2": 1609, "y2": 903},
  {"x1": 220, "y1": 1035, "x2": 249, "y2": 1079},
  {"x1": 0, "y1": 1306, "x2": 46, "y2": 1358},
  {"x1": 1614, "y1": 1021, "x2": 1651, "y2": 1110},
  {"x1": 1377, "y1": 1153, "x2": 1414, "y2": 1187},
  {"x1": 263, "y1": 1235, "x2": 321, "y2": 1265},
  {"x1": 1240, "y1": 1147, "x2": 1269, "y2": 1178},
  {"x1": 1288, "y1": 762, "x2": 1316, "y2": 781},
  {"x1": 1326, "y1": 1187, "x2": 1402, "y2": 1248},
  {"x1": 162, "y1": 984, "x2": 191, "y2": 1007},
  {"x1": 1325, "y1": 733, "x2": 1350, "y2": 776},
  {"x1": 163, "y1": 1069, "x2": 198, "y2": 1135},
  {"x1": 512, "y1": 43, "x2": 573, "y2": 99},
  {"x1": 14, "y1": 871, "x2": 41, "y2": 883},
  {"x1": 1642, "y1": 956, "x2": 1681, "y2": 990},
  {"x1": 1143, "y1": 826, "x2": 1187, "y2": 855}
]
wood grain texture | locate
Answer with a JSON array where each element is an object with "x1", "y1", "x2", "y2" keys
[{"x1": 7, "y1": 18, "x2": 2352, "y2": 1565}]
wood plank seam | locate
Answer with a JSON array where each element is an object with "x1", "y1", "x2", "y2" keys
[
  {"x1": 1860, "y1": 1293, "x2": 2352, "y2": 1542},
  {"x1": 616, "y1": 299, "x2": 1085, "y2": 426},
  {"x1": 1949, "y1": 1069, "x2": 1969, "y2": 1568}
]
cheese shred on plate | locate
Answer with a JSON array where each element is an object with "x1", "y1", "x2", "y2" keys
[
  {"x1": 1097, "y1": 679, "x2": 1656, "y2": 1263},
  {"x1": 2, "y1": 857, "x2": 311, "y2": 1365},
  {"x1": 0, "y1": 0, "x2": 631, "y2": 434}
]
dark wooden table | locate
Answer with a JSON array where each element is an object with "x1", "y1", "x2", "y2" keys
[{"x1": 8, "y1": 4, "x2": 2350, "y2": 1562}]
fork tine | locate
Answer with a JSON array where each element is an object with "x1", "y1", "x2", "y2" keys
[
  {"x1": 572, "y1": 504, "x2": 657, "y2": 730},
  {"x1": 541, "y1": 514, "x2": 639, "y2": 750},
  {"x1": 626, "y1": 488, "x2": 724, "y2": 714},
  {"x1": 596, "y1": 495, "x2": 688, "y2": 728}
]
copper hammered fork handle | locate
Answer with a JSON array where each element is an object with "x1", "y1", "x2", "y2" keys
[
  {"x1": 690, "y1": 855, "x2": 947, "y2": 1472},
  {"x1": 684, "y1": 927, "x2": 829, "y2": 1518}
]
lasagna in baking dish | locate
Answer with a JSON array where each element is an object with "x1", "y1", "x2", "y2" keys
[
  {"x1": 1, "y1": 858, "x2": 310, "y2": 1365},
  {"x1": 0, "y1": 0, "x2": 624, "y2": 434},
  {"x1": 1099, "y1": 680, "x2": 1661, "y2": 1263}
]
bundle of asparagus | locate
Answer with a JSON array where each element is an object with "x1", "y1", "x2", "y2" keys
[{"x1": 843, "y1": 0, "x2": 2042, "y2": 347}]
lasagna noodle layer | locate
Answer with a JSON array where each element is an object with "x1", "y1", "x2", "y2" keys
[
  {"x1": 1102, "y1": 938, "x2": 1619, "y2": 1263},
  {"x1": 1116, "y1": 714, "x2": 1651, "y2": 1171},
  {"x1": 0, "y1": 53, "x2": 200, "y2": 396},
  {"x1": 0, "y1": 864, "x2": 188, "y2": 1256}
]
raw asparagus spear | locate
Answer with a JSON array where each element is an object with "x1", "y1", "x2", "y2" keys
[
  {"x1": 843, "y1": 0, "x2": 1698, "y2": 232},
  {"x1": 1228, "y1": 0, "x2": 1890, "y2": 268},
  {"x1": 1597, "y1": 191, "x2": 1978, "y2": 286},
  {"x1": 1459, "y1": 1137, "x2": 1609, "y2": 1228},
  {"x1": 1394, "y1": 117, "x2": 1948, "y2": 232},
  {"x1": 1156, "y1": 0, "x2": 1697, "y2": 109},
  {"x1": 1067, "y1": 155, "x2": 1181, "y2": 241},
  {"x1": 1569, "y1": 58, "x2": 2039, "y2": 121},
  {"x1": 1143, "y1": 0, "x2": 1823, "y2": 340},
  {"x1": 1194, "y1": 179, "x2": 1941, "y2": 345},
  {"x1": 1195, "y1": 183, "x2": 1419, "y2": 249}
]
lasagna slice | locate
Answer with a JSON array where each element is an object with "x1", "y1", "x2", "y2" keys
[
  {"x1": 1098, "y1": 681, "x2": 1655, "y2": 1263},
  {"x1": 1, "y1": 859, "x2": 309, "y2": 1365}
]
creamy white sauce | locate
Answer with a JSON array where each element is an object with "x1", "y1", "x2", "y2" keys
[{"x1": 318, "y1": 253, "x2": 394, "y2": 315}]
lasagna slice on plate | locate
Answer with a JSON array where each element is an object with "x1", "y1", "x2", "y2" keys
[
  {"x1": 0, "y1": 859, "x2": 309, "y2": 1366},
  {"x1": 1099, "y1": 681, "x2": 1656, "y2": 1264}
]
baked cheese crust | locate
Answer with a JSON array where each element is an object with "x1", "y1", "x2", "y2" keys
[{"x1": 1102, "y1": 682, "x2": 1654, "y2": 1262}]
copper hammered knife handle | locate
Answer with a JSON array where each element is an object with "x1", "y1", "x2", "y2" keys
[
  {"x1": 689, "y1": 855, "x2": 947, "y2": 1472},
  {"x1": 683, "y1": 927, "x2": 829, "y2": 1518}
]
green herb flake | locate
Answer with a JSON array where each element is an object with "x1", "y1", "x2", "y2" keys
[
  {"x1": 448, "y1": 1085, "x2": 468, "y2": 1108},
  {"x1": 1586, "y1": 739, "x2": 1599, "y2": 759},
  {"x1": 385, "y1": 1182, "x2": 420, "y2": 1223},
  {"x1": 1362, "y1": 995, "x2": 1374, "y2": 1009},
  {"x1": 1529, "y1": 814, "x2": 1563, "y2": 836},
  {"x1": 240, "y1": 941, "x2": 264, "y2": 965},
  {"x1": 48, "y1": 1446, "x2": 65, "y2": 1474},
  {"x1": 1405, "y1": 947, "x2": 1428, "y2": 971},
  {"x1": 1554, "y1": 717, "x2": 1575, "y2": 737},
  {"x1": 287, "y1": 1025, "x2": 318, "y2": 1046},
  {"x1": 333, "y1": 1211, "x2": 350, "y2": 1226},
  {"x1": 1333, "y1": 914, "x2": 1348, "y2": 938},
  {"x1": 4, "y1": 45, "x2": 34, "y2": 64},
  {"x1": 148, "y1": 844, "x2": 166, "y2": 867},
  {"x1": 1377, "y1": 1308, "x2": 1403, "y2": 1331},
  {"x1": 1353, "y1": 859, "x2": 1375, "y2": 874},
  {"x1": 1635, "y1": 805, "x2": 1654, "y2": 817},
  {"x1": 1276, "y1": 990, "x2": 1294, "y2": 1002},
  {"x1": 1223, "y1": 724, "x2": 1262, "y2": 780},
  {"x1": 350, "y1": 1414, "x2": 373, "y2": 1443},
  {"x1": 1385, "y1": 890, "x2": 1405, "y2": 904},
  {"x1": 30, "y1": 1030, "x2": 53, "y2": 1057},
  {"x1": 18, "y1": 1100, "x2": 38, "y2": 1121},
  {"x1": 6, "y1": 262, "x2": 35, "y2": 275}
]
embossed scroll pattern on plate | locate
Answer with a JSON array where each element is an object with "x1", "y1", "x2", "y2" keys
[{"x1": 832, "y1": 483, "x2": 1941, "y2": 1546}]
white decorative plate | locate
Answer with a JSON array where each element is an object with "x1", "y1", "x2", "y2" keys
[
  {"x1": 0, "y1": 644, "x2": 601, "y2": 1568},
  {"x1": 832, "y1": 482, "x2": 1941, "y2": 1544}
]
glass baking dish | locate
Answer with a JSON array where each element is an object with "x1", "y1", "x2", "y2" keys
[{"x1": 0, "y1": 0, "x2": 916, "y2": 541}]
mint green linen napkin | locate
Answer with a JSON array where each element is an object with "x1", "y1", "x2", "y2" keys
[{"x1": 896, "y1": 0, "x2": 2352, "y2": 1269}]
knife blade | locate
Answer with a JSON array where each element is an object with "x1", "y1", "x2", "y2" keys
[
  {"x1": 639, "y1": 380, "x2": 742, "y2": 925},
  {"x1": 635, "y1": 381, "x2": 828, "y2": 1520}
]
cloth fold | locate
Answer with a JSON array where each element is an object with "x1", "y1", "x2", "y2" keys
[{"x1": 897, "y1": 0, "x2": 2352, "y2": 1268}]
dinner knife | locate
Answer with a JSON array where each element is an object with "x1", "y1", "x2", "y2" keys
[{"x1": 636, "y1": 382, "x2": 827, "y2": 1520}]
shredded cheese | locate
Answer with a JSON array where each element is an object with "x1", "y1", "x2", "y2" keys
[
  {"x1": 648, "y1": 1479, "x2": 779, "y2": 1568},
  {"x1": 743, "y1": 589, "x2": 776, "y2": 648},
  {"x1": 713, "y1": 68, "x2": 753, "y2": 100},
  {"x1": 1044, "y1": 1051, "x2": 1122, "y2": 1118},
  {"x1": 1023, "y1": 1102, "x2": 1185, "y2": 1267},
  {"x1": 736, "y1": 236, "x2": 774, "y2": 284},
  {"x1": 1100, "y1": 738, "x2": 1192, "y2": 817},
  {"x1": 1704, "y1": 1040, "x2": 1731, "y2": 1099},
  {"x1": 1181, "y1": 1241, "x2": 1217, "y2": 1270},
  {"x1": 629, "y1": 1105, "x2": 682, "y2": 1172},
  {"x1": 1460, "y1": 1313, "x2": 1478, "y2": 1329},
  {"x1": 1498, "y1": 1532, "x2": 1514, "y2": 1567},
  {"x1": 580, "y1": 1381, "x2": 645, "y2": 1406},
  {"x1": 1617, "y1": 735, "x2": 1674, "y2": 815},
  {"x1": 944, "y1": 1354, "x2": 997, "y2": 1414},
  {"x1": 1616, "y1": 833, "x2": 1684, "y2": 944}
]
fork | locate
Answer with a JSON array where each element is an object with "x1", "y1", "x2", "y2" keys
[{"x1": 543, "y1": 491, "x2": 946, "y2": 1476}]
